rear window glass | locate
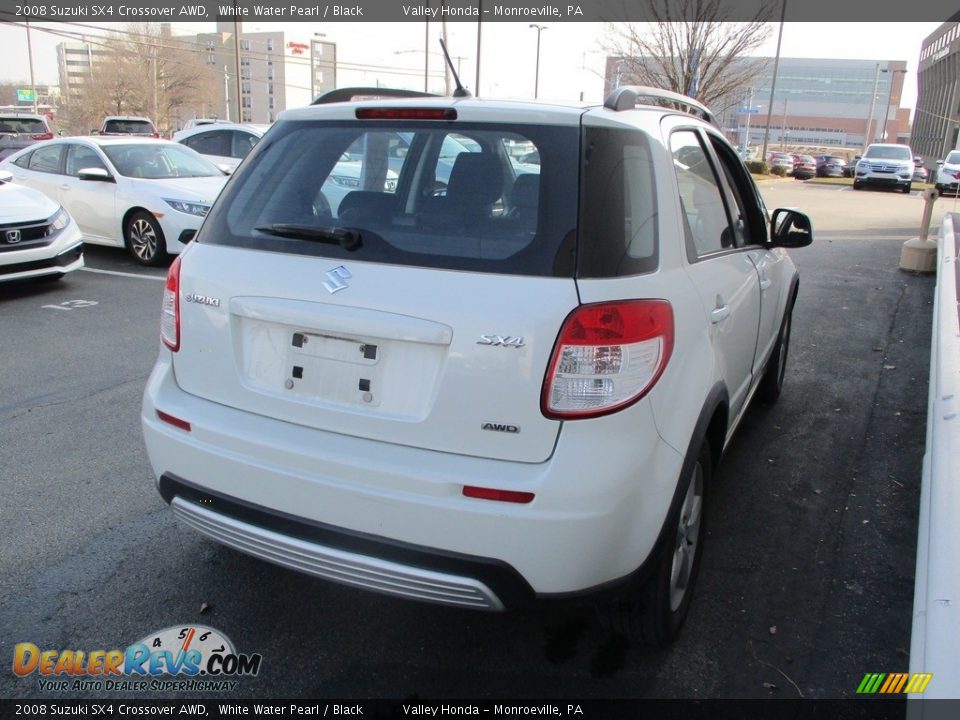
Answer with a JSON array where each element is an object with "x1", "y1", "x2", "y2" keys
[
  {"x1": 199, "y1": 120, "x2": 579, "y2": 277},
  {"x1": 0, "y1": 117, "x2": 47, "y2": 134},
  {"x1": 103, "y1": 120, "x2": 155, "y2": 134}
]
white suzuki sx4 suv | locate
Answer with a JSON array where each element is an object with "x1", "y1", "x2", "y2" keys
[{"x1": 142, "y1": 86, "x2": 812, "y2": 645}]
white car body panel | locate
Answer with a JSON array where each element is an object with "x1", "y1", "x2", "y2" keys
[
  {"x1": 0, "y1": 178, "x2": 84, "y2": 282},
  {"x1": 141, "y1": 95, "x2": 807, "y2": 607},
  {"x1": 0, "y1": 138, "x2": 228, "y2": 256}
]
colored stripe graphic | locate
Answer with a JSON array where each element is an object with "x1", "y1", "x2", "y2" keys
[
  {"x1": 857, "y1": 672, "x2": 933, "y2": 694},
  {"x1": 857, "y1": 673, "x2": 886, "y2": 694},
  {"x1": 904, "y1": 673, "x2": 933, "y2": 694}
]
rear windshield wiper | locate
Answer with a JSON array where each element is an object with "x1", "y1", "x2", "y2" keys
[{"x1": 254, "y1": 223, "x2": 362, "y2": 251}]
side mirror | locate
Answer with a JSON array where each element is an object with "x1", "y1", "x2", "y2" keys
[
  {"x1": 180, "y1": 229, "x2": 197, "y2": 244},
  {"x1": 217, "y1": 163, "x2": 233, "y2": 175},
  {"x1": 77, "y1": 167, "x2": 115, "y2": 183},
  {"x1": 57, "y1": 130, "x2": 63, "y2": 137},
  {"x1": 770, "y1": 208, "x2": 813, "y2": 248},
  {"x1": 937, "y1": 160, "x2": 945, "y2": 166},
  {"x1": 0, "y1": 170, "x2": 13, "y2": 184}
]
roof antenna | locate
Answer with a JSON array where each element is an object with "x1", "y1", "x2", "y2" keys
[{"x1": 439, "y1": 38, "x2": 471, "y2": 97}]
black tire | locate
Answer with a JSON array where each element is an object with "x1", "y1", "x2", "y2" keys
[
  {"x1": 901, "y1": 183, "x2": 912, "y2": 195},
  {"x1": 607, "y1": 441, "x2": 710, "y2": 648},
  {"x1": 758, "y1": 298, "x2": 794, "y2": 403},
  {"x1": 125, "y1": 210, "x2": 167, "y2": 266},
  {"x1": 852, "y1": 181, "x2": 862, "y2": 190}
]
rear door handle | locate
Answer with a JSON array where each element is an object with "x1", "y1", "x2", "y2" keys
[{"x1": 59, "y1": 184, "x2": 71, "y2": 191}]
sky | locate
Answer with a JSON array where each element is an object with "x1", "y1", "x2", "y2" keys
[{"x1": 0, "y1": 21, "x2": 943, "y2": 114}]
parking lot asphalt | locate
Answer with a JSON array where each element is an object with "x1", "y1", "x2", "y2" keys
[{"x1": 0, "y1": 185, "x2": 942, "y2": 700}]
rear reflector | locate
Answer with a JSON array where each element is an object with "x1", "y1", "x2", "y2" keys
[
  {"x1": 156, "y1": 410, "x2": 191, "y2": 432},
  {"x1": 542, "y1": 300, "x2": 674, "y2": 419},
  {"x1": 356, "y1": 108, "x2": 457, "y2": 121},
  {"x1": 463, "y1": 486, "x2": 535, "y2": 504}
]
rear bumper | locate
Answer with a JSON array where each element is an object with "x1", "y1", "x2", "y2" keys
[
  {"x1": 142, "y1": 352, "x2": 685, "y2": 604},
  {"x1": 162, "y1": 474, "x2": 522, "y2": 610}
]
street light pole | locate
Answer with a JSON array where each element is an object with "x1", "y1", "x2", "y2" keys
[
  {"x1": 862, "y1": 63, "x2": 881, "y2": 153},
  {"x1": 881, "y1": 68, "x2": 908, "y2": 143},
  {"x1": 25, "y1": 20, "x2": 38, "y2": 114},
  {"x1": 529, "y1": 24, "x2": 547, "y2": 99},
  {"x1": 760, "y1": 0, "x2": 787, "y2": 162}
]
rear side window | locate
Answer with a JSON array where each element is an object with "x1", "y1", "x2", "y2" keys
[
  {"x1": 28, "y1": 145, "x2": 64, "y2": 174},
  {"x1": 184, "y1": 130, "x2": 231, "y2": 156},
  {"x1": 200, "y1": 120, "x2": 580, "y2": 277},
  {"x1": 577, "y1": 126, "x2": 658, "y2": 277}
]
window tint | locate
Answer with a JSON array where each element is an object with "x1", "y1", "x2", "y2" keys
[
  {"x1": 28, "y1": 144, "x2": 64, "y2": 174},
  {"x1": 103, "y1": 119, "x2": 155, "y2": 135},
  {"x1": 13, "y1": 151, "x2": 33, "y2": 169},
  {"x1": 946, "y1": 151, "x2": 960, "y2": 164},
  {"x1": 201, "y1": 120, "x2": 578, "y2": 277},
  {"x1": 231, "y1": 131, "x2": 260, "y2": 159},
  {"x1": 669, "y1": 130, "x2": 732, "y2": 258},
  {"x1": 707, "y1": 133, "x2": 768, "y2": 247},
  {"x1": 66, "y1": 144, "x2": 107, "y2": 176},
  {"x1": 863, "y1": 145, "x2": 912, "y2": 160},
  {"x1": 185, "y1": 130, "x2": 231, "y2": 157},
  {"x1": 577, "y1": 126, "x2": 658, "y2": 277},
  {"x1": 102, "y1": 144, "x2": 221, "y2": 178},
  {"x1": 0, "y1": 117, "x2": 47, "y2": 134}
]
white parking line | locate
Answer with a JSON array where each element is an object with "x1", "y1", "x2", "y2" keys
[{"x1": 80, "y1": 267, "x2": 165, "y2": 282}]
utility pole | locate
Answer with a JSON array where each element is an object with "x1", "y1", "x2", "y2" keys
[
  {"x1": 760, "y1": 0, "x2": 787, "y2": 162},
  {"x1": 25, "y1": 20, "x2": 38, "y2": 114},
  {"x1": 862, "y1": 63, "x2": 881, "y2": 153},
  {"x1": 881, "y1": 68, "x2": 907, "y2": 143},
  {"x1": 224, "y1": 66, "x2": 230, "y2": 122},
  {"x1": 742, "y1": 87, "x2": 755, "y2": 156},
  {"x1": 780, "y1": 98, "x2": 788, "y2": 151},
  {"x1": 529, "y1": 24, "x2": 547, "y2": 99},
  {"x1": 475, "y1": 1, "x2": 482, "y2": 96},
  {"x1": 233, "y1": 17, "x2": 243, "y2": 122}
]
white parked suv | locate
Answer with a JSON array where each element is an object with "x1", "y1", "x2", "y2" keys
[
  {"x1": 141, "y1": 86, "x2": 813, "y2": 645},
  {"x1": 853, "y1": 143, "x2": 915, "y2": 193},
  {"x1": 0, "y1": 170, "x2": 83, "y2": 282}
]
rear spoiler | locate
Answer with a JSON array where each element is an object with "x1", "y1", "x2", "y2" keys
[{"x1": 312, "y1": 87, "x2": 439, "y2": 105}]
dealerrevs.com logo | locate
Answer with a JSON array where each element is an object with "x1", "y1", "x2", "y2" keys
[{"x1": 13, "y1": 625, "x2": 262, "y2": 692}]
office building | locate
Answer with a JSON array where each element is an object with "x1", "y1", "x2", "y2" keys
[{"x1": 913, "y1": 21, "x2": 960, "y2": 161}]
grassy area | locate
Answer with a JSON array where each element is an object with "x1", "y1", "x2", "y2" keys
[{"x1": 750, "y1": 175, "x2": 935, "y2": 191}]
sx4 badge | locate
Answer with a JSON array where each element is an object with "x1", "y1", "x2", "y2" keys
[{"x1": 13, "y1": 625, "x2": 262, "y2": 693}]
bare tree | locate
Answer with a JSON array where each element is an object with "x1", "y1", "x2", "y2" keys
[
  {"x1": 59, "y1": 24, "x2": 218, "y2": 135},
  {"x1": 603, "y1": 0, "x2": 774, "y2": 114}
]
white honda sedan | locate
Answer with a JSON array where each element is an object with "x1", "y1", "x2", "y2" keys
[{"x1": 0, "y1": 137, "x2": 228, "y2": 266}]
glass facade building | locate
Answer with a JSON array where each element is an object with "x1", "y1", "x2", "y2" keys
[{"x1": 913, "y1": 22, "x2": 960, "y2": 162}]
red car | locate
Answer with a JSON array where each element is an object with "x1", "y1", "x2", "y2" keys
[{"x1": 791, "y1": 154, "x2": 817, "y2": 180}]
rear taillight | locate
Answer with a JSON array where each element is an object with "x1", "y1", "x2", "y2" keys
[
  {"x1": 31, "y1": 132, "x2": 53, "y2": 141},
  {"x1": 542, "y1": 300, "x2": 674, "y2": 419},
  {"x1": 161, "y1": 255, "x2": 182, "y2": 352}
]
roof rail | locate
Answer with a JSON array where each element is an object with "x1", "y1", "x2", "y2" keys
[
  {"x1": 604, "y1": 86, "x2": 717, "y2": 126},
  {"x1": 312, "y1": 87, "x2": 439, "y2": 105}
]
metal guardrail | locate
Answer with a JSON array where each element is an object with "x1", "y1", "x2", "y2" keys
[{"x1": 908, "y1": 213, "x2": 960, "y2": 707}]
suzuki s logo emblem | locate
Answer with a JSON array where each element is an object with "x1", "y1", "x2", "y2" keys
[
  {"x1": 323, "y1": 265, "x2": 351, "y2": 294},
  {"x1": 5, "y1": 229, "x2": 21, "y2": 244}
]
